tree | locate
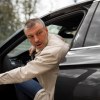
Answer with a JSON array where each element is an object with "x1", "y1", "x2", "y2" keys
[
  {"x1": 15, "y1": 0, "x2": 37, "y2": 23},
  {"x1": 74, "y1": 0, "x2": 77, "y2": 3},
  {"x1": 0, "y1": 0, "x2": 21, "y2": 43}
]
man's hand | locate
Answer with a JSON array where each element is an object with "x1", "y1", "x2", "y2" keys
[{"x1": 29, "y1": 46, "x2": 35, "y2": 56}]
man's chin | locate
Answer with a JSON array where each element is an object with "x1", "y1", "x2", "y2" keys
[{"x1": 36, "y1": 45, "x2": 44, "y2": 50}]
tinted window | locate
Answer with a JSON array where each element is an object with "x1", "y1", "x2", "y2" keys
[
  {"x1": 8, "y1": 39, "x2": 31, "y2": 57},
  {"x1": 84, "y1": 3, "x2": 100, "y2": 46},
  {"x1": 46, "y1": 11, "x2": 85, "y2": 46}
]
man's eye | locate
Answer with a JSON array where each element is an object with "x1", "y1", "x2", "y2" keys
[
  {"x1": 37, "y1": 31, "x2": 43, "y2": 35},
  {"x1": 28, "y1": 36, "x2": 34, "y2": 38}
]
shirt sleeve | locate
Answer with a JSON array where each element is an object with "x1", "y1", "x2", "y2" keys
[{"x1": 0, "y1": 43, "x2": 69, "y2": 85}]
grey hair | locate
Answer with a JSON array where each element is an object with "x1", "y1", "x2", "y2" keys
[{"x1": 24, "y1": 18, "x2": 45, "y2": 29}]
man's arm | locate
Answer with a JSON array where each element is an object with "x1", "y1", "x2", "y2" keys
[{"x1": 0, "y1": 43, "x2": 69, "y2": 85}]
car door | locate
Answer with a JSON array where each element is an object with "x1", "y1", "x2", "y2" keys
[{"x1": 54, "y1": 1, "x2": 100, "y2": 100}]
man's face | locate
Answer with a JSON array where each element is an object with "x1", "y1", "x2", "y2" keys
[{"x1": 24, "y1": 23, "x2": 48, "y2": 50}]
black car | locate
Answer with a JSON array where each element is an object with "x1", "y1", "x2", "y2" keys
[{"x1": 0, "y1": 0, "x2": 100, "y2": 100}]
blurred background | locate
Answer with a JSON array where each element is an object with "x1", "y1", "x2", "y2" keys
[{"x1": 0, "y1": 0, "x2": 87, "y2": 44}]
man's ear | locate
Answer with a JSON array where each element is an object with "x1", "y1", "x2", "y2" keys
[{"x1": 45, "y1": 27, "x2": 48, "y2": 33}]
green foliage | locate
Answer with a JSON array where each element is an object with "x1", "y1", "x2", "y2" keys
[
  {"x1": 0, "y1": 0, "x2": 21, "y2": 43},
  {"x1": 17, "y1": 0, "x2": 37, "y2": 21},
  {"x1": 0, "y1": 0, "x2": 37, "y2": 44}
]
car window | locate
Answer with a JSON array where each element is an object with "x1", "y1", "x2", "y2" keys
[
  {"x1": 47, "y1": 25, "x2": 62, "y2": 35},
  {"x1": 84, "y1": 3, "x2": 100, "y2": 47},
  {"x1": 8, "y1": 24, "x2": 75, "y2": 57},
  {"x1": 8, "y1": 39, "x2": 31, "y2": 57},
  {"x1": 45, "y1": 10, "x2": 86, "y2": 48},
  {"x1": 47, "y1": 25, "x2": 75, "y2": 44},
  {"x1": 8, "y1": 10, "x2": 85, "y2": 57}
]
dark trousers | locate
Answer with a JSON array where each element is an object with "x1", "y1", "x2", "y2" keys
[{"x1": 15, "y1": 79, "x2": 42, "y2": 100}]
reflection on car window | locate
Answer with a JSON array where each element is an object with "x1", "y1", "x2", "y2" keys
[
  {"x1": 47, "y1": 25, "x2": 76, "y2": 44},
  {"x1": 47, "y1": 25, "x2": 62, "y2": 35},
  {"x1": 8, "y1": 39, "x2": 31, "y2": 57}
]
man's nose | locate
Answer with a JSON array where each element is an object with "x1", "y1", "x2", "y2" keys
[{"x1": 34, "y1": 36, "x2": 39, "y2": 42}]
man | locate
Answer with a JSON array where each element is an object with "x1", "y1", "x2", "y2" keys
[{"x1": 0, "y1": 18, "x2": 69, "y2": 100}]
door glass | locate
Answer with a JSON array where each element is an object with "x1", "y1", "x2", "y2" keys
[
  {"x1": 47, "y1": 25, "x2": 62, "y2": 35},
  {"x1": 47, "y1": 25, "x2": 76, "y2": 44},
  {"x1": 8, "y1": 39, "x2": 31, "y2": 57}
]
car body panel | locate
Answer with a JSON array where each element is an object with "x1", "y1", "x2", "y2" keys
[{"x1": 60, "y1": 45, "x2": 100, "y2": 66}]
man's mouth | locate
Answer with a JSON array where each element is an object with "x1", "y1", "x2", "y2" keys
[{"x1": 36, "y1": 43, "x2": 42, "y2": 47}]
